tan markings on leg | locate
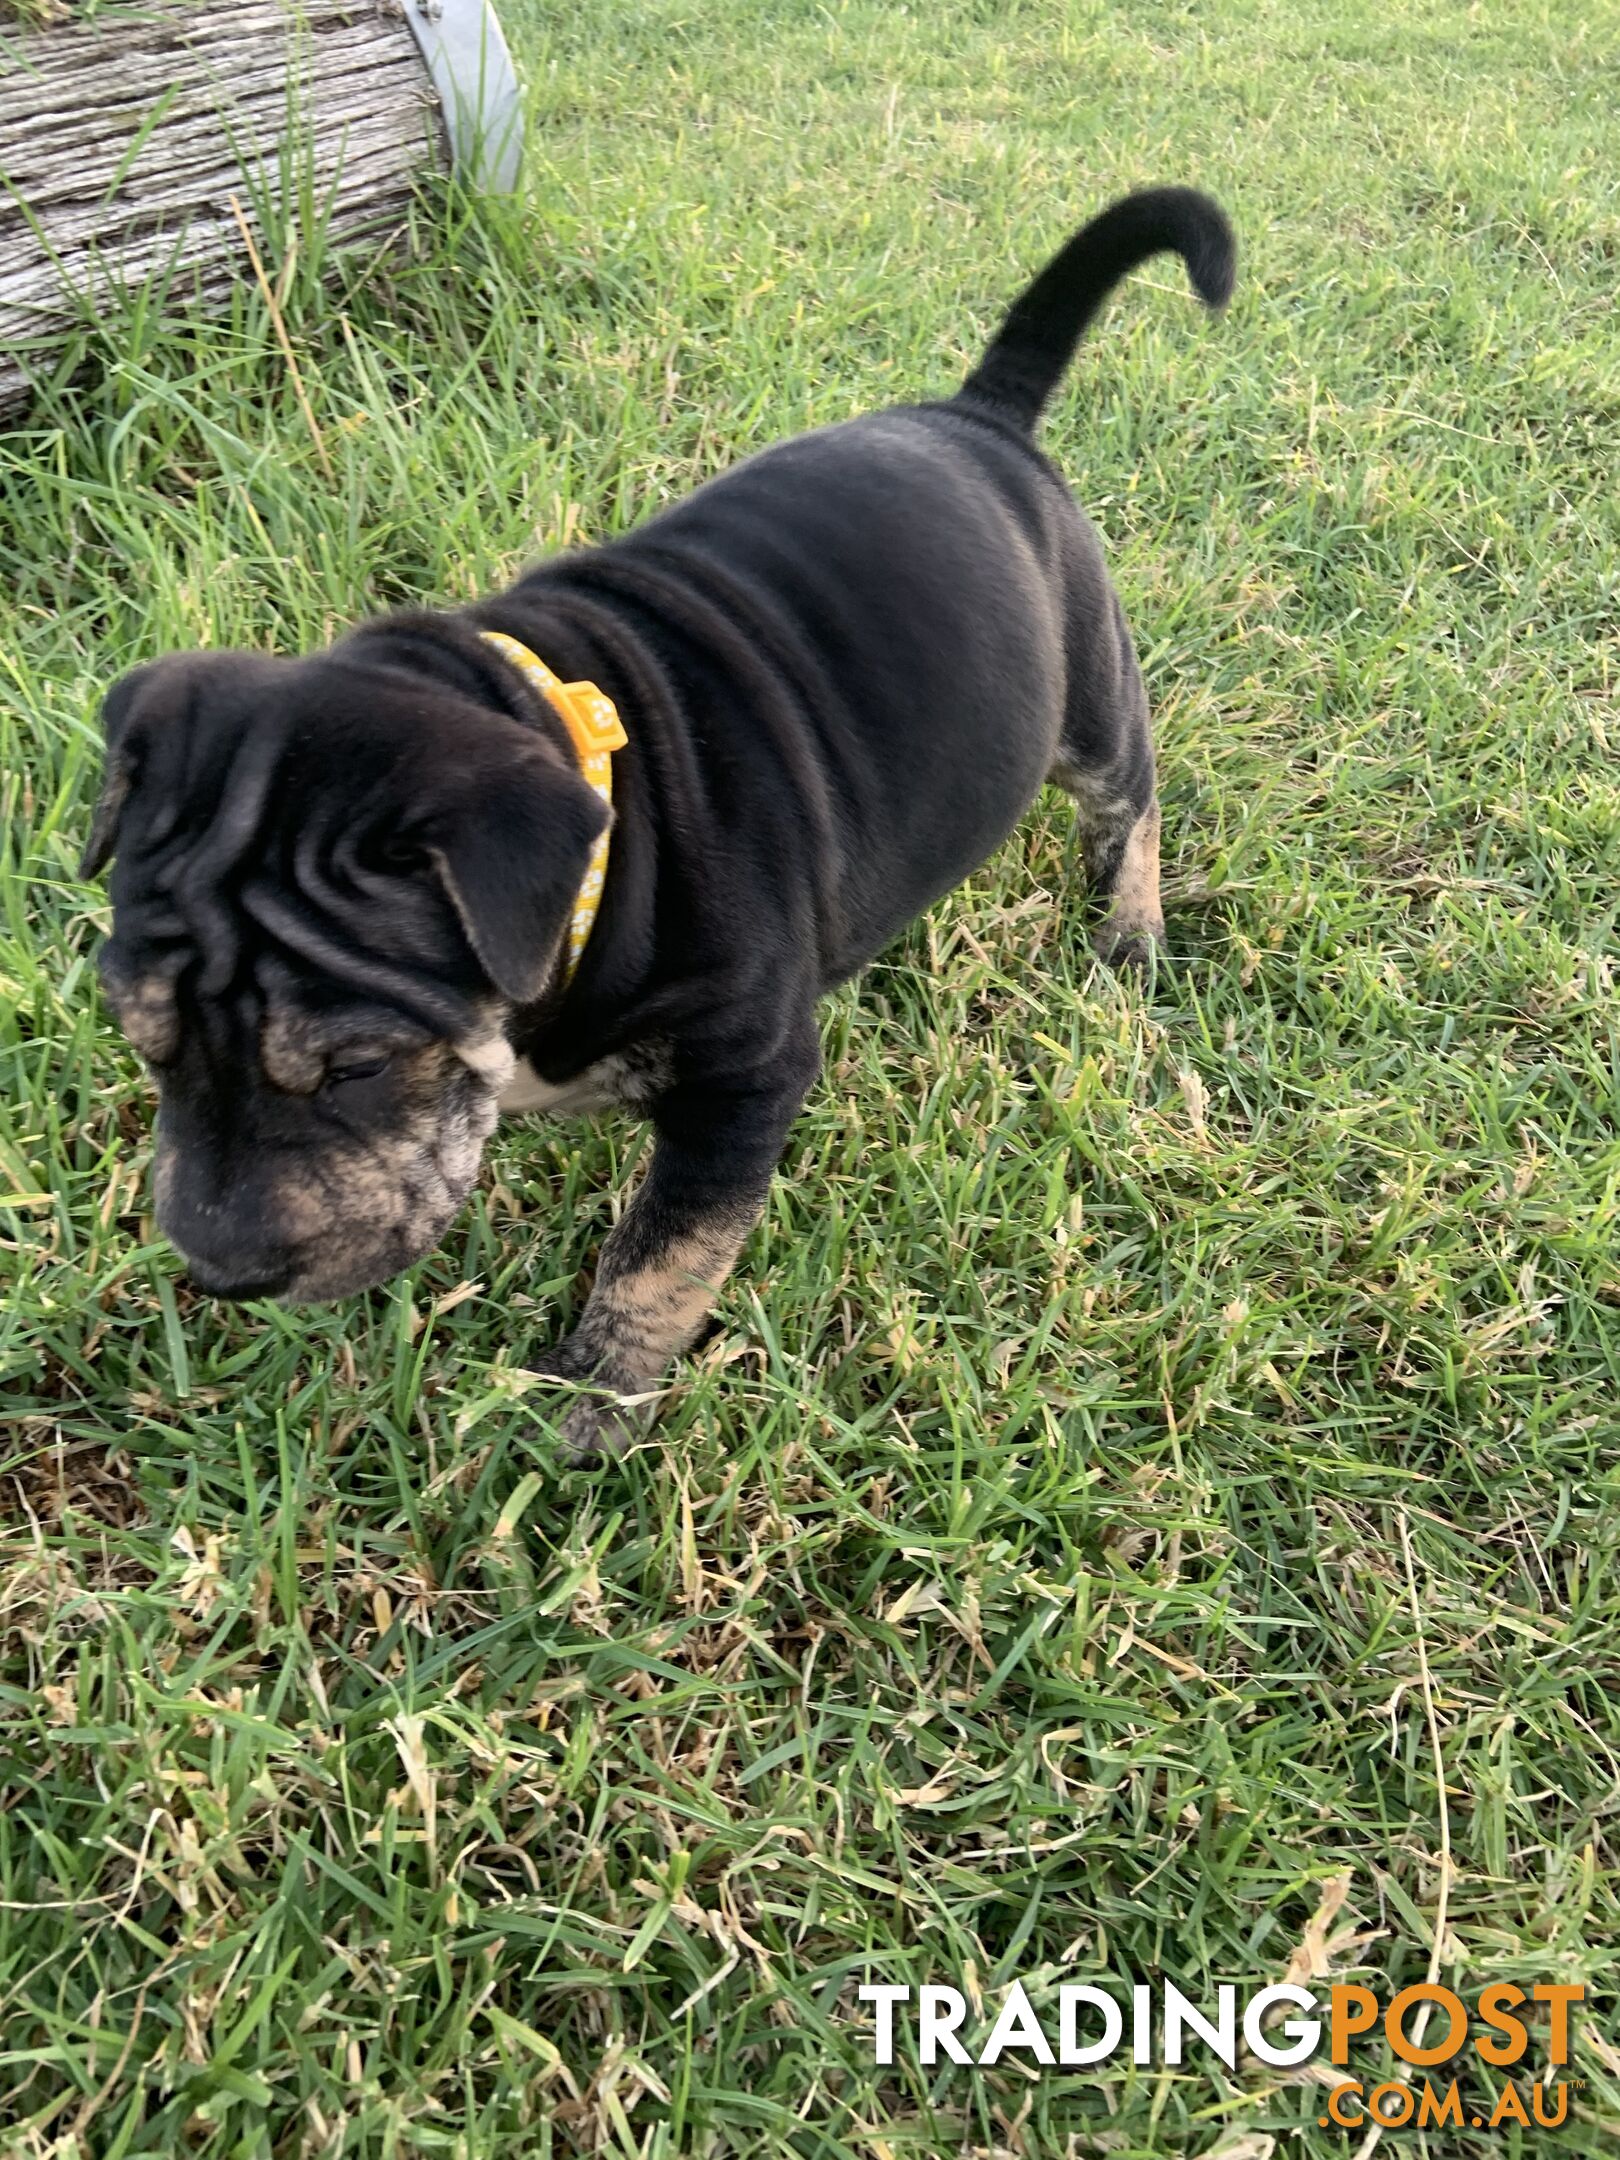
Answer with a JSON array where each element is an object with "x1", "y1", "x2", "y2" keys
[
  {"x1": 575, "y1": 1207, "x2": 758, "y2": 1392},
  {"x1": 1111, "y1": 800, "x2": 1163, "y2": 936},
  {"x1": 1047, "y1": 759, "x2": 1145, "y2": 890},
  {"x1": 1092, "y1": 800, "x2": 1166, "y2": 968}
]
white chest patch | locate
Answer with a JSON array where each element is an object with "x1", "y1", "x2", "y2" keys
[{"x1": 498, "y1": 1051, "x2": 665, "y2": 1119}]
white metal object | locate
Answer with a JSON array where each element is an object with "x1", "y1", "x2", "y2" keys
[
  {"x1": 0, "y1": 0, "x2": 527, "y2": 422},
  {"x1": 400, "y1": 0, "x2": 524, "y2": 193}
]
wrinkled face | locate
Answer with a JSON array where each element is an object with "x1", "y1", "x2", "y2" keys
[
  {"x1": 117, "y1": 960, "x2": 510, "y2": 1301},
  {"x1": 84, "y1": 622, "x2": 607, "y2": 1302}
]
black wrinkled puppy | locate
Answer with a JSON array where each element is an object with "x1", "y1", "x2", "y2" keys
[{"x1": 85, "y1": 186, "x2": 1234, "y2": 1458}]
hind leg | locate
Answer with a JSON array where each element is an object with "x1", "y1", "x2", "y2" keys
[
  {"x1": 1083, "y1": 795, "x2": 1165, "y2": 970},
  {"x1": 1050, "y1": 633, "x2": 1166, "y2": 970}
]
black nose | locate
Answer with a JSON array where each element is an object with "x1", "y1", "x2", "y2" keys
[{"x1": 183, "y1": 1260, "x2": 292, "y2": 1301}]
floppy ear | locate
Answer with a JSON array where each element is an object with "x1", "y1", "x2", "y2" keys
[
  {"x1": 428, "y1": 746, "x2": 610, "y2": 1003},
  {"x1": 79, "y1": 665, "x2": 156, "y2": 879}
]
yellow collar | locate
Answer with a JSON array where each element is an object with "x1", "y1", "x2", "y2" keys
[{"x1": 480, "y1": 629, "x2": 628, "y2": 983}]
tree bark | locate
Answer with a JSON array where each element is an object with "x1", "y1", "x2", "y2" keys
[{"x1": 0, "y1": 1, "x2": 445, "y2": 417}]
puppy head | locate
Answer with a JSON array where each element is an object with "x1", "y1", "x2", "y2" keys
[{"x1": 82, "y1": 622, "x2": 607, "y2": 1301}]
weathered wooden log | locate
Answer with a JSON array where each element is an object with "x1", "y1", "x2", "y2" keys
[{"x1": 0, "y1": 0, "x2": 521, "y2": 419}]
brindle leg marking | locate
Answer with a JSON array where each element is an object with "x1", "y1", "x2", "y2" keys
[
  {"x1": 541, "y1": 1186, "x2": 763, "y2": 1460},
  {"x1": 1049, "y1": 757, "x2": 1167, "y2": 970},
  {"x1": 537, "y1": 1059, "x2": 816, "y2": 1460},
  {"x1": 546, "y1": 1203, "x2": 757, "y2": 1387},
  {"x1": 1089, "y1": 796, "x2": 1165, "y2": 969},
  {"x1": 1049, "y1": 584, "x2": 1168, "y2": 972}
]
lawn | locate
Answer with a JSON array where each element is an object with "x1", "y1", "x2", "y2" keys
[{"x1": 2, "y1": 0, "x2": 1618, "y2": 2153}]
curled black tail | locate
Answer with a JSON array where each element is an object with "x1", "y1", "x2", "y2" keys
[{"x1": 958, "y1": 185, "x2": 1235, "y2": 429}]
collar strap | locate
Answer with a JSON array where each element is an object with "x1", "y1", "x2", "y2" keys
[{"x1": 480, "y1": 629, "x2": 627, "y2": 983}]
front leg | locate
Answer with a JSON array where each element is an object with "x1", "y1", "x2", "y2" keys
[{"x1": 540, "y1": 1061, "x2": 814, "y2": 1458}]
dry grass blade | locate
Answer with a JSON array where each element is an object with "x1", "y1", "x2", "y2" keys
[
  {"x1": 1352, "y1": 1512, "x2": 1455, "y2": 2159},
  {"x1": 227, "y1": 191, "x2": 334, "y2": 482}
]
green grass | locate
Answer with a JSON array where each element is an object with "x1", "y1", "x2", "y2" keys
[{"x1": 3, "y1": 0, "x2": 1619, "y2": 2152}]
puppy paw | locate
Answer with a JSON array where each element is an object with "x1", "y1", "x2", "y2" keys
[
  {"x1": 530, "y1": 1339, "x2": 653, "y2": 1462},
  {"x1": 1092, "y1": 916, "x2": 1167, "y2": 973},
  {"x1": 530, "y1": 1332, "x2": 599, "y2": 1384},
  {"x1": 557, "y1": 1391, "x2": 644, "y2": 1466}
]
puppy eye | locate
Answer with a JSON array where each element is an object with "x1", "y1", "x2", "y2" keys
[{"x1": 327, "y1": 1052, "x2": 393, "y2": 1086}]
